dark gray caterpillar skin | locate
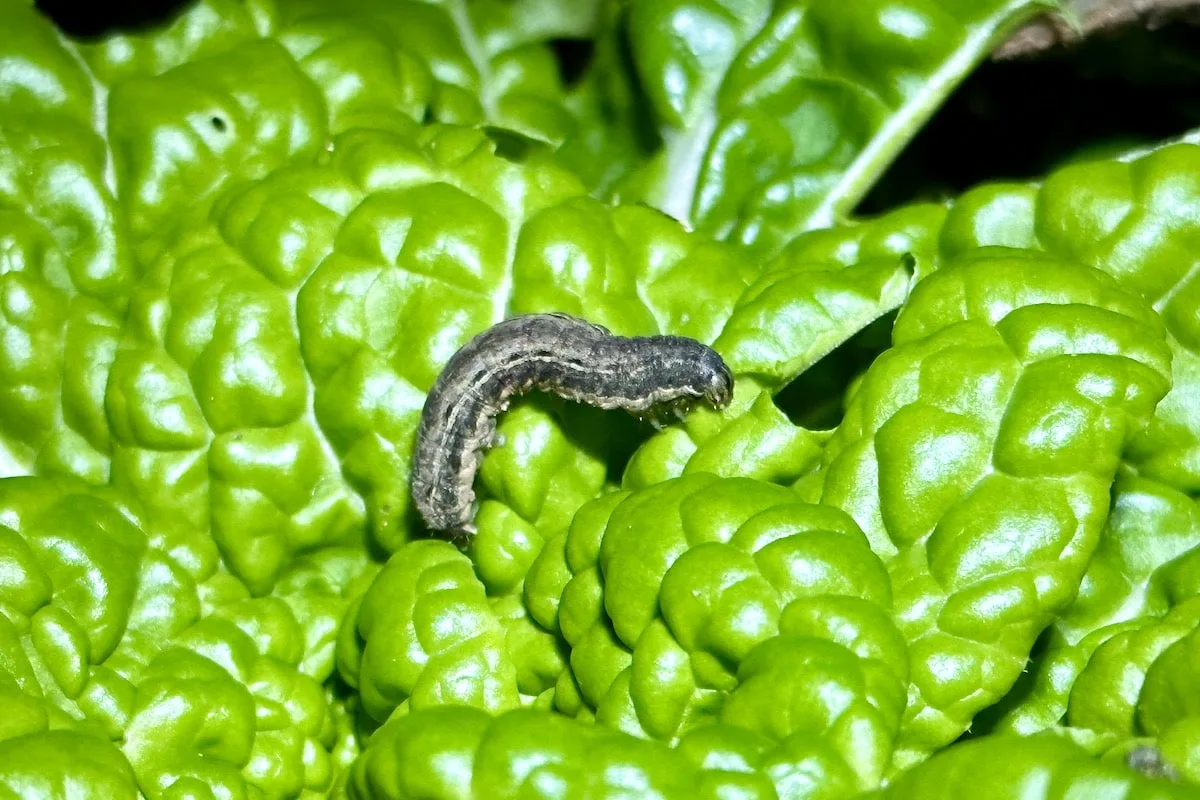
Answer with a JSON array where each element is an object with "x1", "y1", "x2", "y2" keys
[{"x1": 411, "y1": 313, "x2": 734, "y2": 538}]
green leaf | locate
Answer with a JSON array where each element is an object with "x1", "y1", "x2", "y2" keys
[
  {"x1": 0, "y1": 475, "x2": 364, "y2": 798},
  {"x1": 976, "y1": 473, "x2": 1200, "y2": 738},
  {"x1": 0, "y1": 732, "x2": 140, "y2": 800},
  {"x1": 0, "y1": 1, "x2": 131, "y2": 481},
  {"x1": 621, "y1": 231, "x2": 914, "y2": 492},
  {"x1": 869, "y1": 731, "x2": 1193, "y2": 799},
  {"x1": 817, "y1": 248, "x2": 1171, "y2": 767},
  {"x1": 346, "y1": 706, "x2": 708, "y2": 799},
  {"x1": 615, "y1": 0, "x2": 1053, "y2": 257},
  {"x1": 340, "y1": 539, "x2": 522, "y2": 725},
  {"x1": 788, "y1": 141, "x2": 1200, "y2": 495},
  {"x1": 943, "y1": 144, "x2": 1200, "y2": 494},
  {"x1": 96, "y1": 125, "x2": 749, "y2": 596},
  {"x1": 522, "y1": 471, "x2": 910, "y2": 794},
  {"x1": 277, "y1": 0, "x2": 595, "y2": 145}
]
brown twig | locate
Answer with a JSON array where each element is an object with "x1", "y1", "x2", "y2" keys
[{"x1": 994, "y1": 0, "x2": 1200, "y2": 59}]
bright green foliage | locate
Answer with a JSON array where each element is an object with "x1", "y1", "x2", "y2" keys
[
  {"x1": 522, "y1": 472, "x2": 909, "y2": 795},
  {"x1": 278, "y1": 0, "x2": 597, "y2": 145},
  {"x1": 0, "y1": 475, "x2": 368, "y2": 798},
  {"x1": 621, "y1": 386, "x2": 830, "y2": 490},
  {"x1": 1069, "y1": 599, "x2": 1200, "y2": 737},
  {"x1": 789, "y1": 143, "x2": 1200, "y2": 494},
  {"x1": 77, "y1": 0, "x2": 280, "y2": 83},
  {"x1": 1013, "y1": 597, "x2": 1200, "y2": 786},
  {"x1": 1020, "y1": 473, "x2": 1200, "y2": 645},
  {"x1": 0, "y1": 3, "x2": 132, "y2": 483},
  {"x1": 345, "y1": 680, "x2": 1198, "y2": 799},
  {"x1": 345, "y1": 707, "x2": 708, "y2": 800},
  {"x1": 96, "y1": 122, "x2": 751, "y2": 596},
  {"x1": 76, "y1": 0, "x2": 610, "y2": 250},
  {"x1": 0, "y1": 732, "x2": 139, "y2": 800},
  {"x1": 776, "y1": 145, "x2": 1200, "y2": 773},
  {"x1": 622, "y1": 233, "x2": 914, "y2": 491},
  {"x1": 713, "y1": 259, "x2": 912, "y2": 386},
  {"x1": 611, "y1": 0, "x2": 1051, "y2": 256},
  {"x1": 107, "y1": 40, "x2": 329, "y2": 258},
  {"x1": 816, "y1": 248, "x2": 1171, "y2": 765},
  {"x1": 350, "y1": 704, "x2": 927, "y2": 800},
  {"x1": 2, "y1": 0, "x2": 1199, "y2": 796},
  {"x1": 779, "y1": 201, "x2": 948, "y2": 282},
  {"x1": 80, "y1": 0, "x2": 598, "y2": 142},
  {"x1": 942, "y1": 144, "x2": 1200, "y2": 494},
  {"x1": 865, "y1": 732, "x2": 1194, "y2": 799},
  {"x1": 977, "y1": 473, "x2": 1200, "y2": 739},
  {"x1": 1137, "y1": 617, "x2": 1200, "y2": 785},
  {"x1": 337, "y1": 539, "x2": 546, "y2": 725}
]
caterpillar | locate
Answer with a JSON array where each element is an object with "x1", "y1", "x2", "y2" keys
[{"x1": 410, "y1": 313, "x2": 734, "y2": 538}]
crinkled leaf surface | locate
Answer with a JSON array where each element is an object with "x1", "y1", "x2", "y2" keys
[
  {"x1": 521, "y1": 472, "x2": 910, "y2": 794},
  {"x1": 346, "y1": 706, "x2": 710, "y2": 800},
  {"x1": 0, "y1": 0, "x2": 756, "y2": 598},
  {"x1": 817, "y1": 248, "x2": 1171, "y2": 766},
  {"x1": 864, "y1": 731, "x2": 1193, "y2": 799},
  {"x1": 975, "y1": 472, "x2": 1200, "y2": 739},
  {"x1": 787, "y1": 142, "x2": 1200, "y2": 495},
  {"x1": 621, "y1": 233, "x2": 916, "y2": 492},
  {"x1": 99, "y1": 123, "x2": 751, "y2": 597},
  {"x1": 2, "y1": 0, "x2": 1199, "y2": 797},
  {"x1": 0, "y1": 475, "x2": 369, "y2": 798}
]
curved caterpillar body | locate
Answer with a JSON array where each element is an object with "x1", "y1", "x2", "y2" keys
[{"x1": 410, "y1": 313, "x2": 734, "y2": 537}]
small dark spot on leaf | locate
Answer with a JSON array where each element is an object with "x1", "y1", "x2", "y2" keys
[{"x1": 211, "y1": 116, "x2": 227, "y2": 132}]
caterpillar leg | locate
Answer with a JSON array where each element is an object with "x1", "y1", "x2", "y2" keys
[{"x1": 641, "y1": 406, "x2": 675, "y2": 431}]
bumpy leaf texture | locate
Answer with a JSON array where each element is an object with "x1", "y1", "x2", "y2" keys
[
  {"x1": 0, "y1": 0, "x2": 756, "y2": 599},
  {"x1": 786, "y1": 142, "x2": 1200, "y2": 498},
  {"x1": 776, "y1": 145, "x2": 1200, "y2": 775},
  {"x1": 538, "y1": 475, "x2": 905, "y2": 781},
  {"x1": 864, "y1": 731, "x2": 1194, "y2": 799},
  {"x1": 976, "y1": 473, "x2": 1200, "y2": 738},
  {"x1": 347, "y1": 706, "x2": 709, "y2": 799},
  {"x1": 817, "y1": 249, "x2": 1170, "y2": 765},
  {"x1": 3, "y1": 0, "x2": 1197, "y2": 797},
  {"x1": 620, "y1": 249, "x2": 912, "y2": 491},
  {"x1": 102, "y1": 123, "x2": 751, "y2": 595},
  {"x1": 0, "y1": 475, "x2": 368, "y2": 798}
]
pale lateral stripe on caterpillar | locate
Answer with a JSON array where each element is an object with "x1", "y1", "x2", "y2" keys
[{"x1": 410, "y1": 312, "x2": 734, "y2": 538}]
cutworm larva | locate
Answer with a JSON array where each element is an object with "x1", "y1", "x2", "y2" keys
[{"x1": 410, "y1": 313, "x2": 734, "y2": 538}]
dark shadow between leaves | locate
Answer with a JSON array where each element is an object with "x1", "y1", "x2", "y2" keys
[
  {"x1": 860, "y1": 23, "x2": 1200, "y2": 214},
  {"x1": 772, "y1": 310, "x2": 898, "y2": 431},
  {"x1": 36, "y1": 0, "x2": 197, "y2": 38},
  {"x1": 549, "y1": 38, "x2": 595, "y2": 89},
  {"x1": 481, "y1": 127, "x2": 557, "y2": 164}
]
